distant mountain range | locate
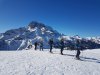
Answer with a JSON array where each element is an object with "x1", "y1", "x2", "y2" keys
[{"x1": 0, "y1": 21, "x2": 100, "y2": 50}]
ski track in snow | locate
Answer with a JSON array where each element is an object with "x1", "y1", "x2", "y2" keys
[{"x1": 0, "y1": 49, "x2": 100, "y2": 75}]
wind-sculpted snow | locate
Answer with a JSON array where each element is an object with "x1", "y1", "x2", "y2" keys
[{"x1": 0, "y1": 49, "x2": 100, "y2": 75}]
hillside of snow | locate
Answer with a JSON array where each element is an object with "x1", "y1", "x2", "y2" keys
[{"x1": 0, "y1": 49, "x2": 100, "y2": 75}]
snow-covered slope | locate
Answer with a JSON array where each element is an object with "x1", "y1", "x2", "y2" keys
[{"x1": 0, "y1": 49, "x2": 100, "y2": 75}]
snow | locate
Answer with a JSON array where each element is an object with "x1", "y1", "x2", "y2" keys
[
  {"x1": 46, "y1": 30, "x2": 53, "y2": 33},
  {"x1": 0, "y1": 34, "x2": 3, "y2": 39},
  {"x1": 28, "y1": 27, "x2": 37, "y2": 32},
  {"x1": 17, "y1": 40, "x2": 27, "y2": 50},
  {"x1": 0, "y1": 49, "x2": 100, "y2": 75},
  {"x1": 34, "y1": 36, "x2": 42, "y2": 40},
  {"x1": 61, "y1": 36, "x2": 72, "y2": 40},
  {"x1": 41, "y1": 27, "x2": 45, "y2": 31}
]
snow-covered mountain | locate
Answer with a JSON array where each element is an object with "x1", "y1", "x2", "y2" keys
[
  {"x1": 60, "y1": 35, "x2": 100, "y2": 50},
  {"x1": 86, "y1": 37, "x2": 100, "y2": 44},
  {"x1": 0, "y1": 21, "x2": 100, "y2": 50},
  {"x1": 0, "y1": 21, "x2": 62, "y2": 50}
]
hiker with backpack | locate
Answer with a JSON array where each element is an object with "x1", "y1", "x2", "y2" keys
[
  {"x1": 39, "y1": 40, "x2": 44, "y2": 51},
  {"x1": 75, "y1": 39, "x2": 81, "y2": 60},
  {"x1": 60, "y1": 38, "x2": 65, "y2": 55},
  {"x1": 48, "y1": 38, "x2": 54, "y2": 53},
  {"x1": 34, "y1": 41, "x2": 38, "y2": 50}
]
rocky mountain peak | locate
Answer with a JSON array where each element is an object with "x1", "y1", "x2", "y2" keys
[{"x1": 28, "y1": 21, "x2": 46, "y2": 29}]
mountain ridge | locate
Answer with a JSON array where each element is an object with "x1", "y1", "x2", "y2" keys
[{"x1": 0, "y1": 21, "x2": 100, "y2": 50}]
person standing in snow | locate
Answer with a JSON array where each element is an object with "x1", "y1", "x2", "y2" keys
[
  {"x1": 75, "y1": 39, "x2": 81, "y2": 60},
  {"x1": 34, "y1": 42, "x2": 38, "y2": 50},
  {"x1": 60, "y1": 38, "x2": 65, "y2": 55},
  {"x1": 48, "y1": 38, "x2": 54, "y2": 53},
  {"x1": 39, "y1": 40, "x2": 44, "y2": 51}
]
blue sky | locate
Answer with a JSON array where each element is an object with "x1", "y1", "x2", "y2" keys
[{"x1": 0, "y1": 0, "x2": 100, "y2": 37}]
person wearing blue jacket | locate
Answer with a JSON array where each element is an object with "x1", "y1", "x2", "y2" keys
[
  {"x1": 76, "y1": 39, "x2": 81, "y2": 59},
  {"x1": 39, "y1": 41, "x2": 43, "y2": 51}
]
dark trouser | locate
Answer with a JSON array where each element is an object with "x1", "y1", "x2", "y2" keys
[
  {"x1": 35, "y1": 46, "x2": 37, "y2": 50},
  {"x1": 50, "y1": 45, "x2": 53, "y2": 52},
  {"x1": 76, "y1": 49, "x2": 81, "y2": 59},
  {"x1": 40, "y1": 46, "x2": 43, "y2": 51},
  {"x1": 61, "y1": 46, "x2": 64, "y2": 55}
]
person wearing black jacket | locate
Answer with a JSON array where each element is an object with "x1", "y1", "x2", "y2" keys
[
  {"x1": 60, "y1": 39, "x2": 65, "y2": 55},
  {"x1": 34, "y1": 42, "x2": 38, "y2": 50},
  {"x1": 48, "y1": 38, "x2": 54, "y2": 53}
]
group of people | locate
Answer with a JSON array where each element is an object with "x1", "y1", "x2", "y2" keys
[
  {"x1": 34, "y1": 40, "x2": 43, "y2": 51},
  {"x1": 33, "y1": 38, "x2": 81, "y2": 60},
  {"x1": 48, "y1": 38, "x2": 65, "y2": 55}
]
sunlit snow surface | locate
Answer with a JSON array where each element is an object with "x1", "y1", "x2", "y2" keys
[{"x1": 0, "y1": 49, "x2": 100, "y2": 75}]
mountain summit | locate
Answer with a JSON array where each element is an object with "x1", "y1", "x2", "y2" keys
[{"x1": 0, "y1": 21, "x2": 62, "y2": 50}]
